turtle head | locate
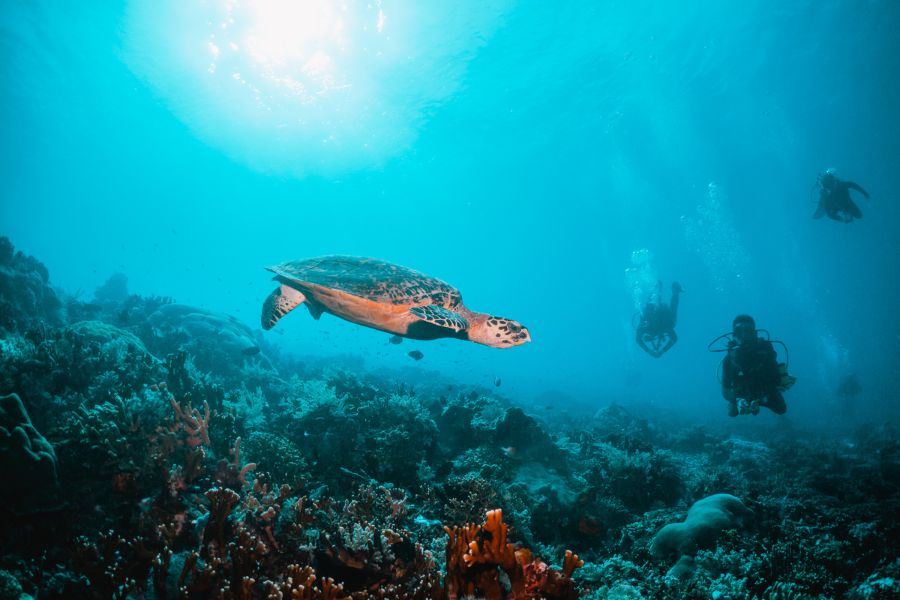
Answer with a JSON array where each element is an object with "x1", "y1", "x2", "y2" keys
[{"x1": 468, "y1": 314, "x2": 531, "y2": 348}]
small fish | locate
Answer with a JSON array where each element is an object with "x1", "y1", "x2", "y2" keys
[
  {"x1": 408, "y1": 350, "x2": 424, "y2": 361},
  {"x1": 494, "y1": 377, "x2": 502, "y2": 387},
  {"x1": 388, "y1": 335, "x2": 403, "y2": 345},
  {"x1": 242, "y1": 346, "x2": 261, "y2": 356},
  {"x1": 502, "y1": 446, "x2": 517, "y2": 458},
  {"x1": 544, "y1": 405, "x2": 554, "y2": 410}
]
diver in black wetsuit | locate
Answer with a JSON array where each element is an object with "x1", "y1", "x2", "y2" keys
[
  {"x1": 813, "y1": 169, "x2": 870, "y2": 223},
  {"x1": 721, "y1": 315, "x2": 793, "y2": 417},
  {"x1": 635, "y1": 281, "x2": 682, "y2": 358}
]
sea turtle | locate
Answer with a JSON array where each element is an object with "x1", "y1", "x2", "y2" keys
[{"x1": 261, "y1": 256, "x2": 530, "y2": 348}]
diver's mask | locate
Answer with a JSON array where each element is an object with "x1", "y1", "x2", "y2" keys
[
  {"x1": 732, "y1": 315, "x2": 756, "y2": 344},
  {"x1": 818, "y1": 169, "x2": 837, "y2": 190}
]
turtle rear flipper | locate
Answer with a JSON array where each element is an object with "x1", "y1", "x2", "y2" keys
[
  {"x1": 262, "y1": 284, "x2": 308, "y2": 330},
  {"x1": 306, "y1": 302, "x2": 324, "y2": 320},
  {"x1": 409, "y1": 305, "x2": 468, "y2": 333}
]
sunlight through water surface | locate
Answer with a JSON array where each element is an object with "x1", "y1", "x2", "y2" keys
[{"x1": 124, "y1": 0, "x2": 511, "y2": 178}]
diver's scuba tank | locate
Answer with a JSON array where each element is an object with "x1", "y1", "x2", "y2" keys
[{"x1": 708, "y1": 326, "x2": 797, "y2": 416}]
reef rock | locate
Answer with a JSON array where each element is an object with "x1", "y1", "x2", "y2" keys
[
  {"x1": 66, "y1": 319, "x2": 150, "y2": 352},
  {"x1": 146, "y1": 304, "x2": 267, "y2": 376},
  {"x1": 0, "y1": 236, "x2": 62, "y2": 332}
]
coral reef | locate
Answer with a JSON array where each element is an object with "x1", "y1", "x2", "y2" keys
[
  {"x1": 145, "y1": 303, "x2": 278, "y2": 386},
  {"x1": 0, "y1": 240, "x2": 898, "y2": 599},
  {"x1": 0, "y1": 236, "x2": 62, "y2": 332}
]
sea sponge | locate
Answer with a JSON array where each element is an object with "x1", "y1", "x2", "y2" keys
[{"x1": 650, "y1": 493, "x2": 751, "y2": 562}]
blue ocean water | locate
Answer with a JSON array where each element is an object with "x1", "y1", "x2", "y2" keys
[{"x1": 2, "y1": 0, "x2": 898, "y2": 426}]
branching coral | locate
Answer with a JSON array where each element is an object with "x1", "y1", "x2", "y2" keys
[
  {"x1": 204, "y1": 486, "x2": 241, "y2": 557},
  {"x1": 262, "y1": 564, "x2": 350, "y2": 600},
  {"x1": 215, "y1": 436, "x2": 258, "y2": 488},
  {"x1": 444, "y1": 509, "x2": 582, "y2": 600},
  {"x1": 169, "y1": 396, "x2": 211, "y2": 449},
  {"x1": 72, "y1": 532, "x2": 155, "y2": 600}
]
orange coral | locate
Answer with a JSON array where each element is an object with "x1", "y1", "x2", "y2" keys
[
  {"x1": 562, "y1": 550, "x2": 584, "y2": 578},
  {"x1": 443, "y1": 509, "x2": 582, "y2": 600},
  {"x1": 443, "y1": 509, "x2": 522, "y2": 599},
  {"x1": 462, "y1": 509, "x2": 517, "y2": 571},
  {"x1": 443, "y1": 521, "x2": 479, "y2": 599}
]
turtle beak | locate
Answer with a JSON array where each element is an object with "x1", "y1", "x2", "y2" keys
[{"x1": 508, "y1": 323, "x2": 531, "y2": 344}]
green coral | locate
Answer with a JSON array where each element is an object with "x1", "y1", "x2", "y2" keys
[{"x1": 242, "y1": 431, "x2": 307, "y2": 486}]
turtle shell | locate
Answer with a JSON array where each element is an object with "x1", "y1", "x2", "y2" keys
[{"x1": 267, "y1": 256, "x2": 463, "y2": 307}]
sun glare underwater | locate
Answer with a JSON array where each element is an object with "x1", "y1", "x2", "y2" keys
[
  {"x1": 1, "y1": 0, "x2": 900, "y2": 598},
  {"x1": 124, "y1": 0, "x2": 512, "y2": 177}
]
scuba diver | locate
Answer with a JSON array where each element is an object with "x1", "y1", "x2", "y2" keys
[
  {"x1": 635, "y1": 281, "x2": 682, "y2": 358},
  {"x1": 813, "y1": 169, "x2": 870, "y2": 223},
  {"x1": 709, "y1": 314, "x2": 796, "y2": 417}
]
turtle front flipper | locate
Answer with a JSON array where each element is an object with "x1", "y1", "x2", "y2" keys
[
  {"x1": 408, "y1": 305, "x2": 469, "y2": 333},
  {"x1": 262, "y1": 284, "x2": 308, "y2": 330}
]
